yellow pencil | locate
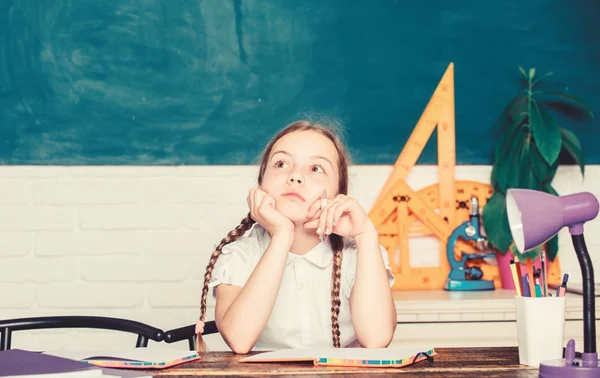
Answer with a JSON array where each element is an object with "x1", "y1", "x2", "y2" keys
[
  {"x1": 509, "y1": 260, "x2": 522, "y2": 296},
  {"x1": 514, "y1": 256, "x2": 524, "y2": 295}
]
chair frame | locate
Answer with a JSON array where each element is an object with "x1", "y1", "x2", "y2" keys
[
  {"x1": 0, "y1": 316, "x2": 164, "y2": 351},
  {"x1": 164, "y1": 320, "x2": 218, "y2": 351}
]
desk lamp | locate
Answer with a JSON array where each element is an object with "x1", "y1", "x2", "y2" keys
[{"x1": 506, "y1": 188, "x2": 600, "y2": 377}]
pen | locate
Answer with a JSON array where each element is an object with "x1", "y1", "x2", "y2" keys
[
  {"x1": 557, "y1": 273, "x2": 569, "y2": 297},
  {"x1": 514, "y1": 256, "x2": 524, "y2": 294},
  {"x1": 521, "y1": 275, "x2": 531, "y2": 297},
  {"x1": 541, "y1": 250, "x2": 548, "y2": 297},
  {"x1": 534, "y1": 273, "x2": 542, "y2": 298},
  {"x1": 536, "y1": 268, "x2": 542, "y2": 296},
  {"x1": 320, "y1": 189, "x2": 327, "y2": 242},
  {"x1": 526, "y1": 258, "x2": 536, "y2": 298},
  {"x1": 558, "y1": 286, "x2": 566, "y2": 297}
]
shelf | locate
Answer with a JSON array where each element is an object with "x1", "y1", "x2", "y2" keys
[{"x1": 393, "y1": 289, "x2": 591, "y2": 323}]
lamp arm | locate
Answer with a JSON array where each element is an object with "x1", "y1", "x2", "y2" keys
[{"x1": 571, "y1": 233, "x2": 596, "y2": 354}]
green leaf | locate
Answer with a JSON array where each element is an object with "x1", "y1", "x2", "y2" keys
[
  {"x1": 518, "y1": 66, "x2": 528, "y2": 79},
  {"x1": 547, "y1": 160, "x2": 559, "y2": 185},
  {"x1": 518, "y1": 142, "x2": 541, "y2": 191},
  {"x1": 494, "y1": 116, "x2": 523, "y2": 162},
  {"x1": 481, "y1": 191, "x2": 513, "y2": 253},
  {"x1": 559, "y1": 127, "x2": 585, "y2": 176},
  {"x1": 544, "y1": 183, "x2": 559, "y2": 196},
  {"x1": 540, "y1": 92, "x2": 594, "y2": 118},
  {"x1": 529, "y1": 143, "x2": 553, "y2": 186},
  {"x1": 529, "y1": 68, "x2": 536, "y2": 79},
  {"x1": 495, "y1": 95, "x2": 527, "y2": 134},
  {"x1": 532, "y1": 71, "x2": 553, "y2": 86},
  {"x1": 510, "y1": 240, "x2": 543, "y2": 262},
  {"x1": 494, "y1": 129, "x2": 526, "y2": 192},
  {"x1": 530, "y1": 100, "x2": 562, "y2": 166},
  {"x1": 493, "y1": 158, "x2": 512, "y2": 193},
  {"x1": 490, "y1": 163, "x2": 499, "y2": 190},
  {"x1": 545, "y1": 234, "x2": 559, "y2": 262},
  {"x1": 515, "y1": 245, "x2": 543, "y2": 263}
]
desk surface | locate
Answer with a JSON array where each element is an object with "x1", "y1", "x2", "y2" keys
[{"x1": 154, "y1": 347, "x2": 538, "y2": 377}]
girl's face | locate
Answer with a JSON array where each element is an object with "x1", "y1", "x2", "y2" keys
[{"x1": 261, "y1": 130, "x2": 340, "y2": 224}]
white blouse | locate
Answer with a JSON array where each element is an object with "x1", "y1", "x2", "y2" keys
[{"x1": 209, "y1": 224, "x2": 395, "y2": 350}]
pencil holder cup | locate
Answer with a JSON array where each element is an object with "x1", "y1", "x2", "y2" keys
[{"x1": 515, "y1": 295, "x2": 566, "y2": 367}]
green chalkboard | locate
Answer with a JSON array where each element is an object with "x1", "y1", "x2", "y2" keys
[{"x1": 0, "y1": 0, "x2": 598, "y2": 165}]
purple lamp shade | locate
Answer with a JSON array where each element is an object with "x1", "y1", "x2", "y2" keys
[{"x1": 506, "y1": 189, "x2": 599, "y2": 253}]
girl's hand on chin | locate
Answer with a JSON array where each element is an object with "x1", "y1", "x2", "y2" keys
[
  {"x1": 247, "y1": 187, "x2": 294, "y2": 237},
  {"x1": 304, "y1": 194, "x2": 375, "y2": 239}
]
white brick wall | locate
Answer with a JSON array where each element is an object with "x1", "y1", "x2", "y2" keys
[{"x1": 0, "y1": 164, "x2": 599, "y2": 351}]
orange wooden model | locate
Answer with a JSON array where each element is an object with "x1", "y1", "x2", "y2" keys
[{"x1": 368, "y1": 63, "x2": 561, "y2": 290}]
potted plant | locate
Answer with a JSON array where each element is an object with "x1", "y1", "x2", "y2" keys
[{"x1": 482, "y1": 67, "x2": 594, "y2": 286}]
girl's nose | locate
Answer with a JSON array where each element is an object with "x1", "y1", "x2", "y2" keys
[{"x1": 288, "y1": 173, "x2": 303, "y2": 185}]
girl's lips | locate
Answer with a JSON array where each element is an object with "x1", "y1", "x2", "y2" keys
[{"x1": 282, "y1": 192, "x2": 305, "y2": 201}]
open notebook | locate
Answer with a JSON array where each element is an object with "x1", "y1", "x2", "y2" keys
[
  {"x1": 239, "y1": 347, "x2": 436, "y2": 368},
  {"x1": 43, "y1": 348, "x2": 200, "y2": 369}
]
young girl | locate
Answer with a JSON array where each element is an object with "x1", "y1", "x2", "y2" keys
[{"x1": 195, "y1": 120, "x2": 397, "y2": 353}]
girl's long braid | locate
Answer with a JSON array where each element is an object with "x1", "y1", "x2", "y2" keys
[
  {"x1": 196, "y1": 213, "x2": 255, "y2": 352},
  {"x1": 329, "y1": 234, "x2": 343, "y2": 348}
]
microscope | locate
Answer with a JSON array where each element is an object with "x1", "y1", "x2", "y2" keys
[{"x1": 443, "y1": 197, "x2": 496, "y2": 291}]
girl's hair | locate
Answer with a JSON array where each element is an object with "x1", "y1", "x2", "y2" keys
[{"x1": 196, "y1": 119, "x2": 351, "y2": 352}]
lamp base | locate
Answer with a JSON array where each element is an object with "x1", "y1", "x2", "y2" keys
[
  {"x1": 539, "y1": 356, "x2": 600, "y2": 377},
  {"x1": 538, "y1": 339, "x2": 600, "y2": 377}
]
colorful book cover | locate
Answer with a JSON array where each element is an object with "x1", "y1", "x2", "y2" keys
[
  {"x1": 43, "y1": 348, "x2": 200, "y2": 370},
  {"x1": 239, "y1": 347, "x2": 436, "y2": 368}
]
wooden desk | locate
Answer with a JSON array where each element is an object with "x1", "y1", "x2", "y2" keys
[{"x1": 154, "y1": 347, "x2": 538, "y2": 377}]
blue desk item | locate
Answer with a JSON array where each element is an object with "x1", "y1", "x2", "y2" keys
[{"x1": 444, "y1": 197, "x2": 495, "y2": 291}]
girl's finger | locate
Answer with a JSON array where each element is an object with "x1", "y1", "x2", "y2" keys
[
  {"x1": 253, "y1": 188, "x2": 263, "y2": 212},
  {"x1": 305, "y1": 197, "x2": 322, "y2": 220},
  {"x1": 309, "y1": 208, "x2": 322, "y2": 221},
  {"x1": 317, "y1": 204, "x2": 329, "y2": 241},
  {"x1": 303, "y1": 219, "x2": 319, "y2": 229},
  {"x1": 248, "y1": 189, "x2": 256, "y2": 220},
  {"x1": 326, "y1": 202, "x2": 340, "y2": 234},
  {"x1": 334, "y1": 194, "x2": 347, "y2": 202},
  {"x1": 333, "y1": 199, "x2": 352, "y2": 227},
  {"x1": 257, "y1": 191, "x2": 273, "y2": 218},
  {"x1": 263, "y1": 193, "x2": 276, "y2": 210}
]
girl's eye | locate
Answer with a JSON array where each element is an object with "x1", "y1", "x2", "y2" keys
[
  {"x1": 311, "y1": 164, "x2": 325, "y2": 174},
  {"x1": 274, "y1": 160, "x2": 289, "y2": 168}
]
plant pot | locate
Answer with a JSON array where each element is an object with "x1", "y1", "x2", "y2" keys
[
  {"x1": 496, "y1": 250, "x2": 516, "y2": 290},
  {"x1": 496, "y1": 249, "x2": 546, "y2": 291}
]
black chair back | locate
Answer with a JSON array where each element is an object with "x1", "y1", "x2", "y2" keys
[
  {"x1": 164, "y1": 321, "x2": 218, "y2": 351},
  {"x1": 0, "y1": 316, "x2": 164, "y2": 351}
]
